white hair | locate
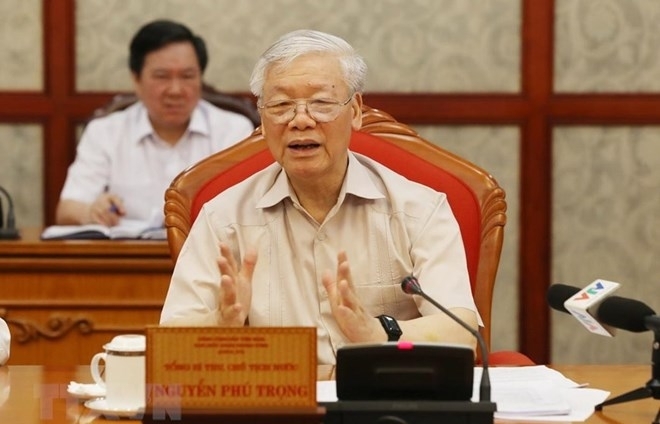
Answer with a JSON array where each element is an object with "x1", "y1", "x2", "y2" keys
[{"x1": 249, "y1": 29, "x2": 367, "y2": 102}]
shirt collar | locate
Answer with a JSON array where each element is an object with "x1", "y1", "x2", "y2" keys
[
  {"x1": 130, "y1": 103, "x2": 153, "y2": 144},
  {"x1": 129, "y1": 101, "x2": 209, "y2": 144},
  {"x1": 187, "y1": 101, "x2": 210, "y2": 136},
  {"x1": 344, "y1": 152, "x2": 385, "y2": 200},
  {"x1": 256, "y1": 151, "x2": 385, "y2": 209}
]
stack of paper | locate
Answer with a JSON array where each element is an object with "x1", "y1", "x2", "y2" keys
[{"x1": 474, "y1": 365, "x2": 609, "y2": 421}]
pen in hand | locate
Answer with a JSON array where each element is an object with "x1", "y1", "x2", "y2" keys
[
  {"x1": 87, "y1": 186, "x2": 124, "y2": 226},
  {"x1": 103, "y1": 185, "x2": 122, "y2": 215}
]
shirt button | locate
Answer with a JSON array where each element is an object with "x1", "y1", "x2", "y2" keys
[{"x1": 317, "y1": 232, "x2": 326, "y2": 241}]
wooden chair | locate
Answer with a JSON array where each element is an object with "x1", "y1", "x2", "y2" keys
[
  {"x1": 164, "y1": 105, "x2": 533, "y2": 364},
  {"x1": 91, "y1": 82, "x2": 260, "y2": 127}
]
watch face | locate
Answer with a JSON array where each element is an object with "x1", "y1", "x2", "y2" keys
[{"x1": 378, "y1": 315, "x2": 402, "y2": 341}]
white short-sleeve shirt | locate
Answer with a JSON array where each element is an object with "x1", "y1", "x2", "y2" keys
[{"x1": 59, "y1": 100, "x2": 254, "y2": 222}]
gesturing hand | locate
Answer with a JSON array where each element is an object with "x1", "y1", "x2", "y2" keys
[
  {"x1": 217, "y1": 242, "x2": 257, "y2": 327},
  {"x1": 322, "y1": 251, "x2": 385, "y2": 343}
]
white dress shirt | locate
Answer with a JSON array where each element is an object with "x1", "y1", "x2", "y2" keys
[
  {"x1": 160, "y1": 152, "x2": 479, "y2": 364},
  {"x1": 59, "y1": 100, "x2": 254, "y2": 222}
]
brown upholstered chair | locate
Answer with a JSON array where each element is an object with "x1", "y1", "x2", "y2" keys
[
  {"x1": 90, "y1": 82, "x2": 260, "y2": 127},
  {"x1": 164, "y1": 105, "x2": 533, "y2": 364}
]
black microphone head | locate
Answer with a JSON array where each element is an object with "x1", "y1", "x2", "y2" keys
[
  {"x1": 400, "y1": 275, "x2": 422, "y2": 295},
  {"x1": 597, "y1": 296, "x2": 656, "y2": 333},
  {"x1": 547, "y1": 284, "x2": 580, "y2": 314}
]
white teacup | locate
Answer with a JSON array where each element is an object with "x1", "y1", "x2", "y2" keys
[{"x1": 90, "y1": 334, "x2": 146, "y2": 410}]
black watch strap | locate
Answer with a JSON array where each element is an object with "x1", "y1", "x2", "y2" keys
[{"x1": 377, "y1": 314, "x2": 402, "y2": 341}]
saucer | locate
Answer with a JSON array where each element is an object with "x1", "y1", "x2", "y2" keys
[
  {"x1": 84, "y1": 398, "x2": 144, "y2": 418},
  {"x1": 66, "y1": 382, "x2": 105, "y2": 400}
]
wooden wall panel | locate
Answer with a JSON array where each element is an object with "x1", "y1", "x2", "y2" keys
[{"x1": 4, "y1": 0, "x2": 660, "y2": 364}]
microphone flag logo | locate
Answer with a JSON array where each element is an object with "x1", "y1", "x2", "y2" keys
[{"x1": 563, "y1": 279, "x2": 620, "y2": 337}]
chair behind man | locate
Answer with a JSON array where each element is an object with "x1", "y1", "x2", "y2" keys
[
  {"x1": 164, "y1": 105, "x2": 532, "y2": 364},
  {"x1": 91, "y1": 83, "x2": 260, "y2": 127}
]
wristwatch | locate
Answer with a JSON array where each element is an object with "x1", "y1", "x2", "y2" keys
[{"x1": 377, "y1": 314, "x2": 402, "y2": 341}]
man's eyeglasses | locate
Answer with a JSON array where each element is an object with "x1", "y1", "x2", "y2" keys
[{"x1": 259, "y1": 92, "x2": 354, "y2": 124}]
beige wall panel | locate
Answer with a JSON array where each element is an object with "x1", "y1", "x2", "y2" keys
[
  {"x1": 76, "y1": 0, "x2": 520, "y2": 93},
  {"x1": 552, "y1": 126, "x2": 660, "y2": 364},
  {"x1": 0, "y1": 125, "x2": 43, "y2": 228},
  {"x1": 0, "y1": 0, "x2": 42, "y2": 91},
  {"x1": 555, "y1": 0, "x2": 660, "y2": 93},
  {"x1": 416, "y1": 125, "x2": 520, "y2": 352}
]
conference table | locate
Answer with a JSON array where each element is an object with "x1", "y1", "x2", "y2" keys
[
  {"x1": 0, "y1": 364, "x2": 656, "y2": 423},
  {"x1": 0, "y1": 228, "x2": 172, "y2": 366}
]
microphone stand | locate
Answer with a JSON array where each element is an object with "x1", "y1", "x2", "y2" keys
[
  {"x1": 414, "y1": 291, "x2": 491, "y2": 402},
  {"x1": 400, "y1": 276, "x2": 492, "y2": 403},
  {"x1": 595, "y1": 316, "x2": 660, "y2": 412}
]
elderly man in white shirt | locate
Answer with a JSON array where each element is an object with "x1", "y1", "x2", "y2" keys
[
  {"x1": 0, "y1": 318, "x2": 10, "y2": 365},
  {"x1": 160, "y1": 30, "x2": 479, "y2": 365},
  {"x1": 56, "y1": 20, "x2": 254, "y2": 226}
]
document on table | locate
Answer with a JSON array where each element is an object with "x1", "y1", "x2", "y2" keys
[
  {"x1": 317, "y1": 365, "x2": 610, "y2": 422},
  {"x1": 475, "y1": 365, "x2": 609, "y2": 421}
]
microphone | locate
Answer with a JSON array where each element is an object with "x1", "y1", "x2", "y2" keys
[
  {"x1": 598, "y1": 296, "x2": 657, "y2": 333},
  {"x1": 401, "y1": 275, "x2": 491, "y2": 403},
  {"x1": 547, "y1": 280, "x2": 621, "y2": 336},
  {"x1": 0, "y1": 186, "x2": 19, "y2": 240},
  {"x1": 549, "y1": 283, "x2": 660, "y2": 411},
  {"x1": 546, "y1": 284, "x2": 580, "y2": 314},
  {"x1": 547, "y1": 283, "x2": 657, "y2": 333}
]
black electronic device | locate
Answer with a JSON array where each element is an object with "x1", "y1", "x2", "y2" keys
[
  {"x1": 329, "y1": 341, "x2": 495, "y2": 424},
  {"x1": 0, "y1": 185, "x2": 19, "y2": 240},
  {"x1": 336, "y1": 342, "x2": 474, "y2": 401},
  {"x1": 326, "y1": 274, "x2": 497, "y2": 424}
]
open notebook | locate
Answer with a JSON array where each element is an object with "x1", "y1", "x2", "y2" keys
[{"x1": 41, "y1": 218, "x2": 166, "y2": 240}]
